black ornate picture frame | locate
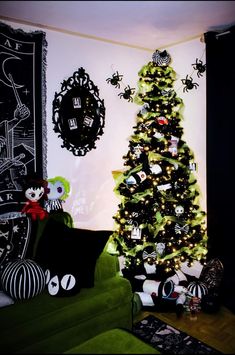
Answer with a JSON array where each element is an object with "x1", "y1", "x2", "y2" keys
[{"x1": 52, "y1": 67, "x2": 105, "y2": 156}]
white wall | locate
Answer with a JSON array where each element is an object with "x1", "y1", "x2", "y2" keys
[
  {"x1": 2, "y1": 20, "x2": 206, "y2": 230},
  {"x1": 170, "y1": 39, "x2": 207, "y2": 214}
]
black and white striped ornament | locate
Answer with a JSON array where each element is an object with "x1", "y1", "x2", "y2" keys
[
  {"x1": 1, "y1": 259, "x2": 46, "y2": 300},
  {"x1": 152, "y1": 50, "x2": 171, "y2": 66},
  {"x1": 187, "y1": 280, "x2": 208, "y2": 299}
]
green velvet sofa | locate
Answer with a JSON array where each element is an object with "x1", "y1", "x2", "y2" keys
[{"x1": 0, "y1": 215, "x2": 133, "y2": 354}]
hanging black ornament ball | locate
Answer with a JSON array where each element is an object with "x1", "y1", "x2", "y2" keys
[{"x1": 201, "y1": 292, "x2": 221, "y2": 313}]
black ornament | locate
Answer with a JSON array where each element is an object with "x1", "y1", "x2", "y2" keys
[
  {"x1": 181, "y1": 75, "x2": 199, "y2": 93},
  {"x1": 118, "y1": 85, "x2": 135, "y2": 102},
  {"x1": 106, "y1": 71, "x2": 123, "y2": 88},
  {"x1": 192, "y1": 58, "x2": 206, "y2": 78},
  {"x1": 52, "y1": 67, "x2": 105, "y2": 156}
]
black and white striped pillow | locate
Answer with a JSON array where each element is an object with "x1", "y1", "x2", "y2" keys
[{"x1": 1, "y1": 259, "x2": 46, "y2": 300}]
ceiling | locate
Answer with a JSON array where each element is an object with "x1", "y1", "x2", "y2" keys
[{"x1": 0, "y1": 1, "x2": 235, "y2": 51}]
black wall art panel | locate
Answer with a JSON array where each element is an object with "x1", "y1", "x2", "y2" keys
[{"x1": 0, "y1": 22, "x2": 47, "y2": 219}]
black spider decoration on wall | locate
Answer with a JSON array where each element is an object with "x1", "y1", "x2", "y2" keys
[
  {"x1": 181, "y1": 75, "x2": 199, "y2": 92},
  {"x1": 118, "y1": 85, "x2": 135, "y2": 102},
  {"x1": 192, "y1": 58, "x2": 206, "y2": 78},
  {"x1": 106, "y1": 71, "x2": 123, "y2": 88}
]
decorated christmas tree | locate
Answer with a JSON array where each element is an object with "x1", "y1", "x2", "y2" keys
[{"x1": 109, "y1": 49, "x2": 208, "y2": 279}]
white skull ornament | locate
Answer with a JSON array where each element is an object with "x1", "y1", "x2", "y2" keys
[{"x1": 175, "y1": 205, "x2": 184, "y2": 217}]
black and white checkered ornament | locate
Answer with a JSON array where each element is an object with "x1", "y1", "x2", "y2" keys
[{"x1": 152, "y1": 50, "x2": 171, "y2": 66}]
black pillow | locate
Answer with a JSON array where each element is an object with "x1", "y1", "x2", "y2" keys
[{"x1": 34, "y1": 218, "x2": 111, "y2": 296}]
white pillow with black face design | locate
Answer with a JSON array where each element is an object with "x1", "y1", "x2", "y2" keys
[
  {"x1": 47, "y1": 273, "x2": 77, "y2": 296},
  {"x1": 45, "y1": 268, "x2": 79, "y2": 297},
  {"x1": 0, "y1": 291, "x2": 14, "y2": 308}
]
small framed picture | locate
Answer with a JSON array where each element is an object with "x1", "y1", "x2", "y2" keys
[
  {"x1": 73, "y1": 97, "x2": 81, "y2": 108},
  {"x1": 68, "y1": 118, "x2": 78, "y2": 130},
  {"x1": 131, "y1": 225, "x2": 142, "y2": 240},
  {"x1": 83, "y1": 115, "x2": 94, "y2": 127},
  {"x1": 189, "y1": 162, "x2": 197, "y2": 171}
]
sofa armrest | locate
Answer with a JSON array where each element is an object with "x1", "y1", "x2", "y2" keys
[{"x1": 94, "y1": 252, "x2": 120, "y2": 283}]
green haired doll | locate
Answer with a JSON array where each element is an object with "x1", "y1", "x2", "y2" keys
[{"x1": 44, "y1": 176, "x2": 70, "y2": 213}]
